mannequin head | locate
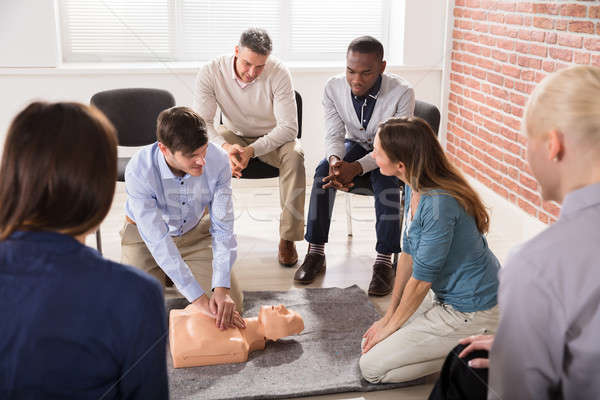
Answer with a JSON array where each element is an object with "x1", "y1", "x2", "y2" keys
[{"x1": 258, "y1": 305, "x2": 304, "y2": 341}]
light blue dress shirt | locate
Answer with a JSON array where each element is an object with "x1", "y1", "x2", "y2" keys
[
  {"x1": 402, "y1": 186, "x2": 500, "y2": 312},
  {"x1": 124, "y1": 142, "x2": 236, "y2": 302}
]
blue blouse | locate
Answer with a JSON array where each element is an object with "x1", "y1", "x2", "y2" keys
[
  {"x1": 403, "y1": 186, "x2": 500, "y2": 312},
  {"x1": 0, "y1": 231, "x2": 168, "y2": 399}
]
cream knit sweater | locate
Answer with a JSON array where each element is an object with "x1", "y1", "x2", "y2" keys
[{"x1": 193, "y1": 55, "x2": 298, "y2": 157}]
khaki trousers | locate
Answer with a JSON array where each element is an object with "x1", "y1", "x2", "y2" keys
[
  {"x1": 218, "y1": 126, "x2": 306, "y2": 241},
  {"x1": 120, "y1": 214, "x2": 243, "y2": 312},
  {"x1": 359, "y1": 298, "x2": 499, "y2": 384}
]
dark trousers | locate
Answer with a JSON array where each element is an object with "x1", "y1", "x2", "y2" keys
[
  {"x1": 428, "y1": 344, "x2": 489, "y2": 400},
  {"x1": 305, "y1": 140, "x2": 402, "y2": 254}
]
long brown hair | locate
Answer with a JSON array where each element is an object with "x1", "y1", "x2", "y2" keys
[
  {"x1": 378, "y1": 117, "x2": 490, "y2": 234},
  {"x1": 0, "y1": 102, "x2": 117, "y2": 240}
]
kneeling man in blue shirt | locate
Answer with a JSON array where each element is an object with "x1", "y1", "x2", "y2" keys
[{"x1": 122, "y1": 106, "x2": 245, "y2": 329}]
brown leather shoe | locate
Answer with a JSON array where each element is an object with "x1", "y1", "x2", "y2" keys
[
  {"x1": 294, "y1": 253, "x2": 326, "y2": 284},
  {"x1": 368, "y1": 262, "x2": 395, "y2": 296},
  {"x1": 278, "y1": 239, "x2": 298, "y2": 267}
]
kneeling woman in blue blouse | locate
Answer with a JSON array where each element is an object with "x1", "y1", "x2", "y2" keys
[{"x1": 359, "y1": 117, "x2": 500, "y2": 384}]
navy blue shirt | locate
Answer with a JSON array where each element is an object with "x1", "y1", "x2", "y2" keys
[
  {"x1": 351, "y1": 75, "x2": 382, "y2": 130},
  {"x1": 0, "y1": 231, "x2": 168, "y2": 400}
]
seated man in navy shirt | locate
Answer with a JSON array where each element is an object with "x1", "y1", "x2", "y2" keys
[
  {"x1": 121, "y1": 106, "x2": 245, "y2": 329},
  {"x1": 0, "y1": 102, "x2": 168, "y2": 399}
]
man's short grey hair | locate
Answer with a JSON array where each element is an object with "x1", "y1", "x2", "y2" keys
[{"x1": 239, "y1": 28, "x2": 272, "y2": 55}]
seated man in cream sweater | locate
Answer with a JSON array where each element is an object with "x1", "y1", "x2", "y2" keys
[
  {"x1": 294, "y1": 36, "x2": 415, "y2": 296},
  {"x1": 193, "y1": 28, "x2": 305, "y2": 267}
]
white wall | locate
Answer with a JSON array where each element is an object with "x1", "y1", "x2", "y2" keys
[
  {"x1": 0, "y1": 0, "x2": 59, "y2": 67},
  {"x1": 0, "y1": 0, "x2": 446, "y2": 177},
  {"x1": 468, "y1": 177, "x2": 547, "y2": 264},
  {"x1": 403, "y1": 0, "x2": 447, "y2": 66}
]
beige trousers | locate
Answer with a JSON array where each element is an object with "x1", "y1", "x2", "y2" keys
[
  {"x1": 359, "y1": 298, "x2": 499, "y2": 384},
  {"x1": 120, "y1": 214, "x2": 243, "y2": 312},
  {"x1": 218, "y1": 126, "x2": 306, "y2": 241}
]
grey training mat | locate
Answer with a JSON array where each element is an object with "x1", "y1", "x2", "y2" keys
[{"x1": 165, "y1": 285, "x2": 417, "y2": 399}]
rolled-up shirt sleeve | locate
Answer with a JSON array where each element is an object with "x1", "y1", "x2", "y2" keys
[
  {"x1": 125, "y1": 170, "x2": 204, "y2": 302},
  {"x1": 208, "y1": 163, "x2": 237, "y2": 289},
  {"x1": 411, "y1": 194, "x2": 458, "y2": 282}
]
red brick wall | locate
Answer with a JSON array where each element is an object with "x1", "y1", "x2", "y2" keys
[{"x1": 446, "y1": 0, "x2": 600, "y2": 224}]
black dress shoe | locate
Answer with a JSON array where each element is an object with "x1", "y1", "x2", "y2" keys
[
  {"x1": 368, "y1": 262, "x2": 395, "y2": 296},
  {"x1": 294, "y1": 253, "x2": 326, "y2": 284}
]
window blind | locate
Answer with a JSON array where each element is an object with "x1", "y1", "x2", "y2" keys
[
  {"x1": 59, "y1": 0, "x2": 389, "y2": 62},
  {"x1": 60, "y1": 0, "x2": 172, "y2": 62}
]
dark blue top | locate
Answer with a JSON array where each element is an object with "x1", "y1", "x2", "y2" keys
[
  {"x1": 0, "y1": 231, "x2": 168, "y2": 400},
  {"x1": 351, "y1": 75, "x2": 382, "y2": 129},
  {"x1": 403, "y1": 187, "x2": 500, "y2": 312}
]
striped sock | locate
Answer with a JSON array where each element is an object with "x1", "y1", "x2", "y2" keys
[
  {"x1": 376, "y1": 253, "x2": 393, "y2": 268},
  {"x1": 308, "y1": 243, "x2": 325, "y2": 256}
]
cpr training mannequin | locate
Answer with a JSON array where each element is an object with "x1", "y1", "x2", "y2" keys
[{"x1": 170, "y1": 304, "x2": 304, "y2": 368}]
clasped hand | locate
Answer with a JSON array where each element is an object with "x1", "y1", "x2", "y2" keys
[
  {"x1": 223, "y1": 143, "x2": 254, "y2": 178},
  {"x1": 322, "y1": 158, "x2": 362, "y2": 191}
]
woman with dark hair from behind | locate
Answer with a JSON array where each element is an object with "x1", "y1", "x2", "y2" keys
[
  {"x1": 359, "y1": 116, "x2": 500, "y2": 385},
  {"x1": 0, "y1": 102, "x2": 168, "y2": 399}
]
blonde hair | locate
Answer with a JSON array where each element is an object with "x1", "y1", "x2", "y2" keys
[
  {"x1": 525, "y1": 66, "x2": 600, "y2": 151},
  {"x1": 378, "y1": 117, "x2": 490, "y2": 234}
]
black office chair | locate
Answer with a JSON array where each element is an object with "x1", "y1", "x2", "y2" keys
[
  {"x1": 91, "y1": 88, "x2": 176, "y2": 254},
  {"x1": 220, "y1": 90, "x2": 302, "y2": 179},
  {"x1": 344, "y1": 100, "x2": 441, "y2": 262}
]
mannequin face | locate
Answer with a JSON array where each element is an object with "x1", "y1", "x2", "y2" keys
[{"x1": 259, "y1": 305, "x2": 304, "y2": 340}]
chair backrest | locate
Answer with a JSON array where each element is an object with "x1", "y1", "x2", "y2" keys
[
  {"x1": 414, "y1": 100, "x2": 441, "y2": 137},
  {"x1": 91, "y1": 88, "x2": 176, "y2": 147}
]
